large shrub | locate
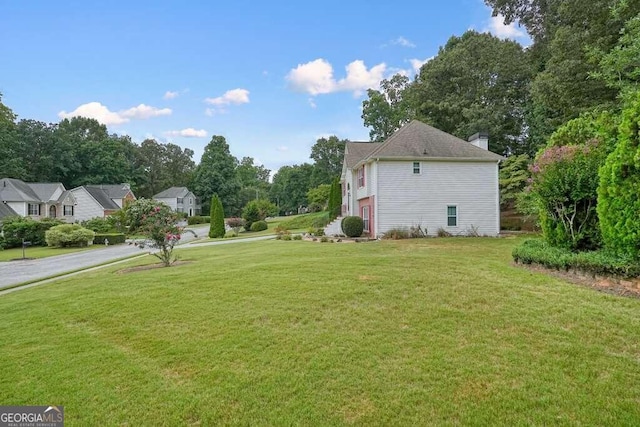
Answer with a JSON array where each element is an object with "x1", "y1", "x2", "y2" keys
[
  {"x1": 1, "y1": 216, "x2": 62, "y2": 248},
  {"x1": 187, "y1": 215, "x2": 210, "y2": 225},
  {"x1": 209, "y1": 195, "x2": 225, "y2": 238},
  {"x1": 342, "y1": 216, "x2": 364, "y2": 238},
  {"x1": 250, "y1": 220, "x2": 268, "y2": 232},
  {"x1": 45, "y1": 224, "x2": 95, "y2": 248},
  {"x1": 82, "y1": 217, "x2": 115, "y2": 233},
  {"x1": 123, "y1": 198, "x2": 165, "y2": 232},
  {"x1": 598, "y1": 94, "x2": 640, "y2": 258},
  {"x1": 242, "y1": 199, "x2": 277, "y2": 231}
]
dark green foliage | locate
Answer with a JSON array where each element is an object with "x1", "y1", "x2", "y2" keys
[
  {"x1": 82, "y1": 217, "x2": 115, "y2": 233},
  {"x1": 362, "y1": 74, "x2": 414, "y2": 142},
  {"x1": 512, "y1": 239, "x2": 640, "y2": 278},
  {"x1": 270, "y1": 163, "x2": 314, "y2": 215},
  {"x1": 93, "y1": 233, "x2": 126, "y2": 245},
  {"x1": 341, "y1": 216, "x2": 364, "y2": 238},
  {"x1": 327, "y1": 178, "x2": 341, "y2": 221},
  {"x1": 598, "y1": 93, "x2": 640, "y2": 258},
  {"x1": 242, "y1": 199, "x2": 277, "y2": 231},
  {"x1": 250, "y1": 220, "x2": 268, "y2": 232},
  {"x1": 306, "y1": 184, "x2": 331, "y2": 211},
  {"x1": 499, "y1": 154, "x2": 531, "y2": 208},
  {"x1": 187, "y1": 215, "x2": 210, "y2": 225},
  {"x1": 45, "y1": 224, "x2": 95, "y2": 248},
  {"x1": 1, "y1": 217, "x2": 63, "y2": 248},
  {"x1": 209, "y1": 195, "x2": 225, "y2": 238},
  {"x1": 0, "y1": 234, "x2": 4, "y2": 250},
  {"x1": 309, "y1": 136, "x2": 347, "y2": 186}
]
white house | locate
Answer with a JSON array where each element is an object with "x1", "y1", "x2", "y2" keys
[
  {"x1": 153, "y1": 187, "x2": 201, "y2": 216},
  {"x1": 70, "y1": 184, "x2": 136, "y2": 222},
  {"x1": 0, "y1": 178, "x2": 76, "y2": 222},
  {"x1": 332, "y1": 120, "x2": 503, "y2": 238}
]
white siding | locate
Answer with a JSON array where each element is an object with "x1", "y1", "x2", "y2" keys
[
  {"x1": 6, "y1": 202, "x2": 26, "y2": 216},
  {"x1": 355, "y1": 163, "x2": 372, "y2": 201},
  {"x1": 71, "y1": 188, "x2": 105, "y2": 222},
  {"x1": 376, "y1": 160, "x2": 499, "y2": 237},
  {"x1": 155, "y1": 197, "x2": 178, "y2": 211},
  {"x1": 342, "y1": 169, "x2": 358, "y2": 216}
]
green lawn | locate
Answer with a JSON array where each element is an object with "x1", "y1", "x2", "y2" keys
[
  {"x1": 0, "y1": 244, "x2": 103, "y2": 262},
  {"x1": 1, "y1": 237, "x2": 639, "y2": 425}
]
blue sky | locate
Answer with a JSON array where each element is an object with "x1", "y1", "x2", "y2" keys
[{"x1": 0, "y1": 0, "x2": 529, "y2": 174}]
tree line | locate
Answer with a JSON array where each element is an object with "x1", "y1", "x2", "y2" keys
[{"x1": 0, "y1": 95, "x2": 347, "y2": 217}]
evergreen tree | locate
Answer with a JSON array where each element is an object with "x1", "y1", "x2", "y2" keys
[{"x1": 209, "y1": 195, "x2": 226, "y2": 238}]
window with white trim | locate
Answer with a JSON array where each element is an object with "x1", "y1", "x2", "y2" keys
[
  {"x1": 189, "y1": 198, "x2": 193, "y2": 205},
  {"x1": 447, "y1": 205, "x2": 457, "y2": 227},
  {"x1": 28, "y1": 203, "x2": 40, "y2": 216},
  {"x1": 413, "y1": 161, "x2": 421, "y2": 174},
  {"x1": 357, "y1": 166, "x2": 365, "y2": 188},
  {"x1": 362, "y1": 206, "x2": 370, "y2": 232},
  {"x1": 177, "y1": 198, "x2": 184, "y2": 204},
  {"x1": 64, "y1": 205, "x2": 74, "y2": 216}
]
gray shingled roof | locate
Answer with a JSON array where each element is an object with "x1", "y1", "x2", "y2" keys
[
  {"x1": 153, "y1": 187, "x2": 190, "y2": 199},
  {"x1": 0, "y1": 178, "x2": 41, "y2": 202},
  {"x1": 84, "y1": 186, "x2": 121, "y2": 210},
  {"x1": 347, "y1": 120, "x2": 503, "y2": 167},
  {"x1": 28, "y1": 183, "x2": 63, "y2": 202},
  {"x1": 0, "y1": 202, "x2": 18, "y2": 220},
  {"x1": 344, "y1": 143, "x2": 380, "y2": 168}
]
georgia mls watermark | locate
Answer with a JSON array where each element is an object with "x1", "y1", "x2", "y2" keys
[{"x1": 0, "y1": 406, "x2": 64, "y2": 427}]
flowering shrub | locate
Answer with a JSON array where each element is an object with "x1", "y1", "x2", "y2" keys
[
  {"x1": 133, "y1": 201, "x2": 182, "y2": 266},
  {"x1": 528, "y1": 140, "x2": 606, "y2": 250},
  {"x1": 226, "y1": 217, "x2": 245, "y2": 236}
]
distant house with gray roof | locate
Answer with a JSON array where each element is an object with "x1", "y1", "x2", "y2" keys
[
  {"x1": 153, "y1": 187, "x2": 200, "y2": 216},
  {"x1": 0, "y1": 178, "x2": 76, "y2": 222},
  {"x1": 329, "y1": 120, "x2": 503, "y2": 238},
  {"x1": 70, "y1": 184, "x2": 136, "y2": 222}
]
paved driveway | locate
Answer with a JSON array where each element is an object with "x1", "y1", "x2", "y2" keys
[{"x1": 0, "y1": 224, "x2": 274, "y2": 290}]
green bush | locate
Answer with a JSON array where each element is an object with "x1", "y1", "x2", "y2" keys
[
  {"x1": 0, "y1": 234, "x2": 4, "y2": 250},
  {"x1": 82, "y1": 217, "x2": 115, "y2": 233},
  {"x1": 46, "y1": 224, "x2": 95, "y2": 248},
  {"x1": 250, "y1": 220, "x2": 268, "y2": 232},
  {"x1": 293, "y1": 234, "x2": 302, "y2": 240},
  {"x1": 93, "y1": 233, "x2": 126, "y2": 245},
  {"x1": 320, "y1": 236, "x2": 329, "y2": 242},
  {"x1": 209, "y1": 195, "x2": 225, "y2": 238},
  {"x1": 281, "y1": 234, "x2": 292, "y2": 241},
  {"x1": 341, "y1": 216, "x2": 363, "y2": 237},
  {"x1": 187, "y1": 215, "x2": 210, "y2": 225},
  {"x1": 512, "y1": 239, "x2": 640, "y2": 278},
  {"x1": 1, "y1": 216, "x2": 63, "y2": 248},
  {"x1": 598, "y1": 94, "x2": 640, "y2": 258},
  {"x1": 243, "y1": 199, "x2": 277, "y2": 231}
]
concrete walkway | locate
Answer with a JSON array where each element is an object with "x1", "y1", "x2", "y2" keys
[{"x1": 0, "y1": 228, "x2": 274, "y2": 291}]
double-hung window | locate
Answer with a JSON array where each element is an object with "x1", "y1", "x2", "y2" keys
[
  {"x1": 64, "y1": 205, "x2": 74, "y2": 216},
  {"x1": 447, "y1": 205, "x2": 457, "y2": 227},
  {"x1": 413, "y1": 162, "x2": 421, "y2": 174},
  {"x1": 362, "y1": 206, "x2": 370, "y2": 232},
  {"x1": 28, "y1": 203, "x2": 40, "y2": 216},
  {"x1": 357, "y1": 167, "x2": 365, "y2": 188}
]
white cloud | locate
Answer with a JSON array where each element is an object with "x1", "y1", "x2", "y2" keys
[
  {"x1": 163, "y1": 90, "x2": 179, "y2": 100},
  {"x1": 165, "y1": 128, "x2": 208, "y2": 138},
  {"x1": 277, "y1": 146, "x2": 289, "y2": 152},
  {"x1": 205, "y1": 88, "x2": 250, "y2": 106},
  {"x1": 287, "y1": 58, "x2": 387, "y2": 96},
  {"x1": 58, "y1": 102, "x2": 171, "y2": 126},
  {"x1": 391, "y1": 36, "x2": 416, "y2": 48},
  {"x1": 486, "y1": 14, "x2": 526, "y2": 40},
  {"x1": 409, "y1": 57, "x2": 434, "y2": 74},
  {"x1": 308, "y1": 98, "x2": 317, "y2": 109}
]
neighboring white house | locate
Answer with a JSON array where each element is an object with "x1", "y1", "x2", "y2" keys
[
  {"x1": 331, "y1": 120, "x2": 503, "y2": 238},
  {"x1": 0, "y1": 178, "x2": 76, "y2": 222},
  {"x1": 153, "y1": 187, "x2": 201, "y2": 216},
  {"x1": 70, "y1": 184, "x2": 136, "y2": 222}
]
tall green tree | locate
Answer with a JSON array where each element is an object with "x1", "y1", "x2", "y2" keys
[
  {"x1": 209, "y1": 195, "x2": 226, "y2": 238},
  {"x1": 0, "y1": 93, "x2": 24, "y2": 179},
  {"x1": 362, "y1": 74, "x2": 414, "y2": 142},
  {"x1": 309, "y1": 136, "x2": 347, "y2": 186},
  {"x1": 270, "y1": 163, "x2": 314, "y2": 214},
  {"x1": 135, "y1": 139, "x2": 195, "y2": 198},
  {"x1": 192, "y1": 135, "x2": 241, "y2": 216},
  {"x1": 412, "y1": 30, "x2": 534, "y2": 155}
]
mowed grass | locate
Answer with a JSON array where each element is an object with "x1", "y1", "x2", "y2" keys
[
  {"x1": 0, "y1": 244, "x2": 102, "y2": 262},
  {"x1": 1, "y1": 237, "x2": 639, "y2": 425}
]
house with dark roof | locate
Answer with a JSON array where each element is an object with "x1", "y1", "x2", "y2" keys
[
  {"x1": 70, "y1": 184, "x2": 136, "y2": 222},
  {"x1": 0, "y1": 178, "x2": 77, "y2": 222},
  {"x1": 328, "y1": 120, "x2": 503, "y2": 238},
  {"x1": 153, "y1": 187, "x2": 201, "y2": 216}
]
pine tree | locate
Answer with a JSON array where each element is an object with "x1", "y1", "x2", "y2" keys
[{"x1": 209, "y1": 195, "x2": 226, "y2": 238}]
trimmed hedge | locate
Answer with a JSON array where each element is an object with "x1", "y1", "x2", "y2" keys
[
  {"x1": 250, "y1": 220, "x2": 268, "y2": 232},
  {"x1": 93, "y1": 233, "x2": 126, "y2": 245},
  {"x1": 45, "y1": 224, "x2": 95, "y2": 248},
  {"x1": 342, "y1": 216, "x2": 364, "y2": 238},
  {"x1": 512, "y1": 239, "x2": 640, "y2": 278},
  {"x1": 187, "y1": 215, "x2": 210, "y2": 225},
  {"x1": 1, "y1": 217, "x2": 63, "y2": 248}
]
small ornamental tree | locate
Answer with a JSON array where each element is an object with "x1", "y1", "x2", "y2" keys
[
  {"x1": 137, "y1": 202, "x2": 182, "y2": 266},
  {"x1": 598, "y1": 94, "x2": 640, "y2": 258},
  {"x1": 209, "y1": 195, "x2": 225, "y2": 238},
  {"x1": 242, "y1": 199, "x2": 277, "y2": 230}
]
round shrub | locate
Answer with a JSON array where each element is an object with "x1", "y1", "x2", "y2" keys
[
  {"x1": 45, "y1": 224, "x2": 95, "y2": 248},
  {"x1": 250, "y1": 220, "x2": 268, "y2": 232},
  {"x1": 342, "y1": 216, "x2": 364, "y2": 237}
]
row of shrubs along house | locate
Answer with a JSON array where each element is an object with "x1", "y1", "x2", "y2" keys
[{"x1": 0, "y1": 179, "x2": 201, "y2": 223}]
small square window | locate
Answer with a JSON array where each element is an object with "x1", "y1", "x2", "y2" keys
[
  {"x1": 447, "y1": 205, "x2": 457, "y2": 227},
  {"x1": 413, "y1": 162, "x2": 421, "y2": 174}
]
